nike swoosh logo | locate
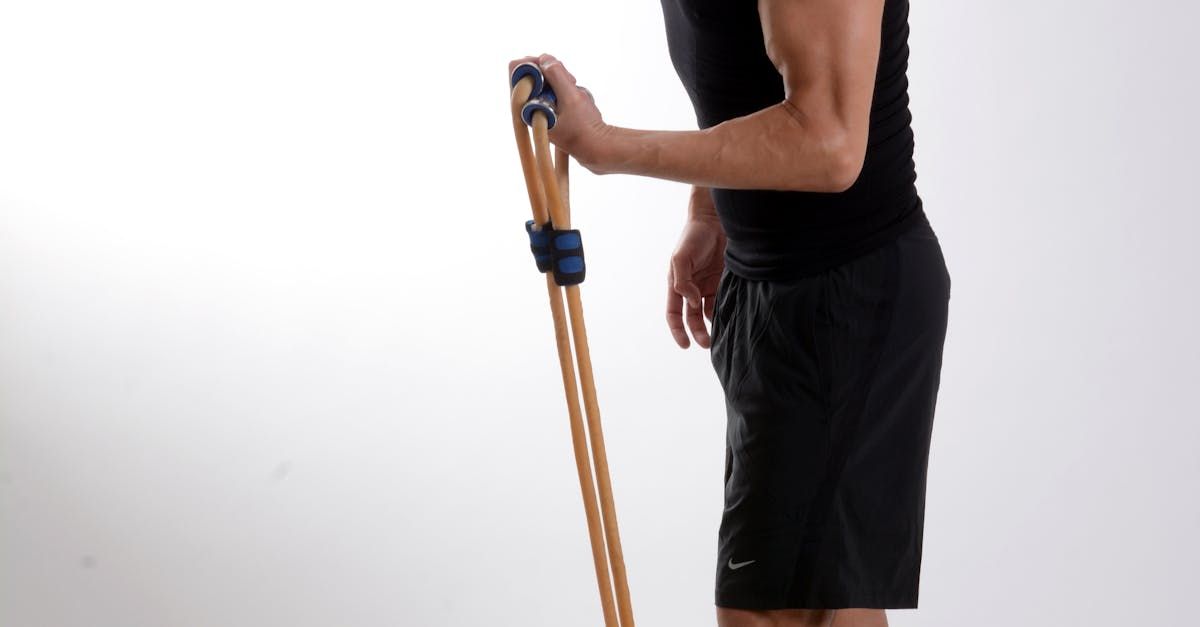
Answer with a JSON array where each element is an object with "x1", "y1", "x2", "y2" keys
[{"x1": 727, "y1": 559, "x2": 756, "y2": 570}]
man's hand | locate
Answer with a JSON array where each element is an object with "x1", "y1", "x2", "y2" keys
[
  {"x1": 667, "y1": 188, "x2": 726, "y2": 349},
  {"x1": 508, "y1": 54, "x2": 611, "y2": 171}
]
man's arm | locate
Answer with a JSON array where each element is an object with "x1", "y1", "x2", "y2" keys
[{"x1": 535, "y1": 0, "x2": 884, "y2": 193}]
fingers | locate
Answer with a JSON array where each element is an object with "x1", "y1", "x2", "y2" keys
[
  {"x1": 666, "y1": 265, "x2": 690, "y2": 349},
  {"x1": 686, "y1": 296, "x2": 711, "y2": 349},
  {"x1": 536, "y1": 53, "x2": 578, "y2": 92},
  {"x1": 670, "y1": 255, "x2": 703, "y2": 309},
  {"x1": 669, "y1": 255, "x2": 714, "y2": 349},
  {"x1": 674, "y1": 260, "x2": 709, "y2": 348}
]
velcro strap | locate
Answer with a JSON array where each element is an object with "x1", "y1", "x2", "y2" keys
[{"x1": 550, "y1": 228, "x2": 585, "y2": 286}]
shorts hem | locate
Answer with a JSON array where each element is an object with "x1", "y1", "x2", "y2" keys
[{"x1": 715, "y1": 593, "x2": 918, "y2": 611}]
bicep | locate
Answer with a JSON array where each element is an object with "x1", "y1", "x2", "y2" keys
[{"x1": 758, "y1": 0, "x2": 884, "y2": 147}]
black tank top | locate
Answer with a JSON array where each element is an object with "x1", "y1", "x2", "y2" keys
[{"x1": 661, "y1": 0, "x2": 927, "y2": 281}]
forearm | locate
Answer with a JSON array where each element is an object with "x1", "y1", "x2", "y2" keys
[{"x1": 591, "y1": 101, "x2": 861, "y2": 193}]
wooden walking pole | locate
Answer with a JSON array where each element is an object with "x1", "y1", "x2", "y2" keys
[{"x1": 510, "y1": 64, "x2": 635, "y2": 627}]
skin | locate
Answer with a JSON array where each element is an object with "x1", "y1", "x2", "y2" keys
[
  {"x1": 510, "y1": 0, "x2": 883, "y2": 193},
  {"x1": 511, "y1": 1, "x2": 892, "y2": 625},
  {"x1": 717, "y1": 607, "x2": 887, "y2": 627}
]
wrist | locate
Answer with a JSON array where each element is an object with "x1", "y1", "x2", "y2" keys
[
  {"x1": 579, "y1": 123, "x2": 621, "y2": 175},
  {"x1": 688, "y1": 187, "x2": 719, "y2": 221}
]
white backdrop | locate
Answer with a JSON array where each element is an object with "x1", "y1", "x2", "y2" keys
[{"x1": 2, "y1": 1, "x2": 1198, "y2": 626}]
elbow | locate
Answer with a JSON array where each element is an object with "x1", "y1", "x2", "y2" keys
[
  {"x1": 821, "y1": 144, "x2": 864, "y2": 193},
  {"x1": 774, "y1": 128, "x2": 864, "y2": 193},
  {"x1": 815, "y1": 129, "x2": 865, "y2": 193},
  {"x1": 771, "y1": 95, "x2": 868, "y2": 192}
]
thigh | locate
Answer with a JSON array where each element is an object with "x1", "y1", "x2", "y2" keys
[
  {"x1": 717, "y1": 606, "x2": 834, "y2": 627},
  {"x1": 710, "y1": 272, "x2": 833, "y2": 607},
  {"x1": 806, "y1": 221, "x2": 950, "y2": 606}
]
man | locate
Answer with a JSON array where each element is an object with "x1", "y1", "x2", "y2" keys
[{"x1": 510, "y1": 0, "x2": 950, "y2": 625}]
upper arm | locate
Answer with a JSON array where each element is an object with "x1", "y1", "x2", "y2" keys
[{"x1": 758, "y1": 0, "x2": 884, "y2": 182}]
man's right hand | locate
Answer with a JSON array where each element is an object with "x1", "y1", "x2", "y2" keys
[{"x1": 667, "y1": 188, "x2": 726, "y2": 349}]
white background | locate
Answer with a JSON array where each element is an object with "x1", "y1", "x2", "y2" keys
[{"x1": 2, "y1": 1, "x2": 1198, "y2": 626}]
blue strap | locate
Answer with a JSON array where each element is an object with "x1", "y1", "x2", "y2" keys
[
  {"x1": 550, "y1": 228, "x2": 585, "y2": 286},
  {"x1": 524, "y1": 221, "x2": 586, "y2": 285}
]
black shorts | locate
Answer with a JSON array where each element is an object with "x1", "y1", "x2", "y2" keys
[{"x1": 709, "y1": 219, "x2": 951, "y2": 610}]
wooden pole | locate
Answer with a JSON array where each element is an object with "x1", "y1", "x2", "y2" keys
[{"x1": 510, "y1": 79, "x2": 621, "y2": 627}]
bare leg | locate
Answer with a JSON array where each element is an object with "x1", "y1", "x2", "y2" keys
[
  {"x1": 717, "y1": 607, "x2": 835, "y2": 627},
  {"x1": 830, "y1": 609, "x2": 888, "y2": 627}
]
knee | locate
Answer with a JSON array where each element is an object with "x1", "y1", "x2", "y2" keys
[{"x1": 717, "y1": 606, "x2": 834, "y2": 627}]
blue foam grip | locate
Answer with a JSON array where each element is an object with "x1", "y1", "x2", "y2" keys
[
  {"x1": 510, "y1": 62, "x2": 544, "y2": 99},
  {"x1": 521, "y1": 97, "x2": 557, "y2": 129},
  {"x1": 553, "y1": 231, "x2": 580, "y2": 251},
  {"x1": 557, "y1": 256, "x2": 584, "y2": 274},
  {"x1": 525, "y1": 220, "x2": 553, "y2": 273},
  {"x1": 550, "y1": 229, "x2": 585, "y2": 285}
]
